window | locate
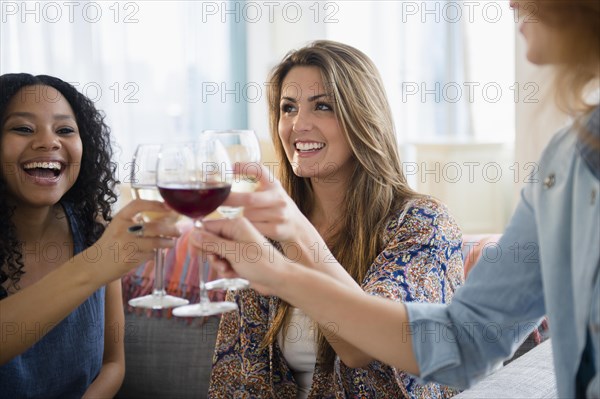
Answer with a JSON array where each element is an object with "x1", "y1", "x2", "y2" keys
[
  {"x1": 1, "y1": 1, "x2": 246, "y2": 176},
  {"x1": 323, "y1": 0, "x2": 516, "y2": 143}
]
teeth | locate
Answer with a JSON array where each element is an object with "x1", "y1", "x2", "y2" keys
[
  {"x1": 295, "y1": 142, "x2": 325, "y2": 151},
  {"x1": 23, "y1": 161, "x2": 62, "y2": 171}
]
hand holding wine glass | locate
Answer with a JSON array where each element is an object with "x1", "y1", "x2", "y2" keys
[
  {"x1": 127, "y1": 144, "x2": 189, "y2": 309},
  {"x1": 202, "y1": 130, "x2": 261, "y2": 291},
  {"x1": 215, "y1": 163, "x2": 327, "y2": 271},
  {"x1": 157, "y1": 139, "x2": 238, "y2": 317}
]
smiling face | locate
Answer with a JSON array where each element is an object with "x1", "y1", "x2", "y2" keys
[
  {"x1": 278, "y1": 66, "x2": 354, "y2": 181},
  {"x1": 1, "y1": 85, "x2": 82, "y2": 208}
]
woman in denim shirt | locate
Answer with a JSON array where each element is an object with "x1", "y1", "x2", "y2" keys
[
  {"x1": 0, "y1": 74, "x2": 179, "y2": 398},
  {"x1": 192, "y1": 1, "x2": 599, "y2": 397}
]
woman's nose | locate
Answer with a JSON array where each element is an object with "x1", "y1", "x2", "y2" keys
[
  {"x1": 31, "y1": 128, "x2": 61, "y2": 151},
  {"x1": 293, "y1": 109, "x2": 313, "y2": 132}
]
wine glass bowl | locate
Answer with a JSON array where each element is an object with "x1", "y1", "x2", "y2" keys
[
  {"x1": 204, "y1": 129, "x2": 261, "y2": 218},
  {"x1": 156, "y1": 139, "x2": 238, "y2": 317},
  {"x1": 127, "y1": 144, "x2": 189, "y2": 310}
]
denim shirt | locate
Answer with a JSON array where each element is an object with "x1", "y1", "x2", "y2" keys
[
  {"x1": 405, "y1": 107, "x2": 600, "y2": 398},
  {"x1": 0, "y1": 202, "x2": 105, "y2": 398}
]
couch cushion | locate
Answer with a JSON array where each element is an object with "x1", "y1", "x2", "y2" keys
[
  {"x1": 454, "y1": 340, "x2": 557, "y2": 398},
  {"x1": 116, "y1": 313, "x2": 220, "y2": 399}
]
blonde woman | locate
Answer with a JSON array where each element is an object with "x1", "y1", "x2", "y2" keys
[
  {"x1": 206, "y1": 41, "x2": 464, "y2": 398},
  {"x1": 194, "y1": 1, "x2": 600, "y2": 397}
]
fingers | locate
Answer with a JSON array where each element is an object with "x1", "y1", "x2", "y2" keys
[
  {"x1": 189, "y1": 221, "x2": 262, "y2": 262},
  {"x1": 208, "y1": 255, "x2": 238, "y2": 278},
  {"x1": 97, "y1": 200, "x2": 180, "y2": 265},
  {"x1": 221, "y1": 163, "x2": 281, "y2": 208},
  {"x1": 201, "y1": 217, "x2": 264, "y2": 243},
  {"x1": 123, "y1": 220, "x2": 180, "y2": 258},
  {"x1": 129, "y1": 220, "x2": 180, "y2": 240},
  {"x1": 116, "y1": 199, "x2": 170, "y2": 221},
  {"x1": 223, "y1": 189, "x2": 285, "y2": 208}
]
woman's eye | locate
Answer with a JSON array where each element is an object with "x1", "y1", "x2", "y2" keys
[
  {"x1": 315, "y1": 102, "x2": 332, "y2": 111},
  {"x1": 57, "y1": 127, "x2": 75, "y2": 135},
  {"x1": 12, "y1": 126, "x2": 34, "y2": 134},
  {"x1": 281, "y1": 104, "x2": 296, "y2": 113}
]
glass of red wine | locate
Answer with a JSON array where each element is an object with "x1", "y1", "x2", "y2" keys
[{"x1": 156, "y1": 139, "x2": 238, "y2": 317}]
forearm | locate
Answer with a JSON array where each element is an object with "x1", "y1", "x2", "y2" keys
[
  {"x1": 282, "y1": 228, "x2": 361, "y2": 291},
  {"x1": 0, "y1": 254, "x2": 99, "y2": 364},
  {"x1": 323, "y1": 331, "x2": 375, "y2": 368},
  {"x1": 274, "y1": 263, "x2": 420, "y2": 374},
  {"x1": 82, "y1": 361, "x2": 125, "y2": 399}
]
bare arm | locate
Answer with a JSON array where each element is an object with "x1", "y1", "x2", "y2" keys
[
  {"x1": 280, "y1": 264, "x2": 420, "y2": 374},
  {"x1": 192, "y1": 217, "x2": 420, "y2": 374},
  {"x1": 82, "y1": 280, "x2": 125, "y2": 398},
  {"x1": 0, "y1": 200, "x2": 179, "y2": 365}
]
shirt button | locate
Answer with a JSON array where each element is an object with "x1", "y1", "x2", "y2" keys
[{"x1": 543, "y1": 174, "x2": 555, "y2": 189}]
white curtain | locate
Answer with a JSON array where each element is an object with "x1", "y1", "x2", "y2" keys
[
  {"x1": 322, "y1": 0, "x2": 515, "y2": 143},
  {"x1": 1, "y1": 1, "x2": 246, "y2": 173}
]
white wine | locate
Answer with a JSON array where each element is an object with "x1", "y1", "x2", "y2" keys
[
  {"x1": 132, "y1": 186, "x2": 163, "y2": 201},
  {"x1": 231, "y1": 178, "x2": 259, "y2": 193},
  {"x1": 132, "y1": 185, "x2": 180, "y2": 222},
  {"x1": 217, "y1": 178, "x2": 258, "y2": 218}
]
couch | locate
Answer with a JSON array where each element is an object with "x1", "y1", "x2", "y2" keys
[{"x1": 116, "y1": 225, "x2": 222, "y2": 399}]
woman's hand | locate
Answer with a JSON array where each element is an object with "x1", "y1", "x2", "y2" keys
[
  {"x1": 222, "y1": 164, "x2": 311, "y2": 243},
  {"x1": 221, "y1": 164, "x2": 330, "y2": 268},
  {"x1": 90, "y1": 199, "x2": 180, "y2": 284},
  {"x1": 189, "y1": 217, "x2": 289, "y2": 296}
]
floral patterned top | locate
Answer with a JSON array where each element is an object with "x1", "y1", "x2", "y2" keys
[{"x1": 208, "y1": 197, "x2": 464, "y2": 398}]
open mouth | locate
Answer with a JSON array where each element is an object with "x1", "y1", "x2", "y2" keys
[
  {"x1": 22, "y1": 161, "x2": 64, "y2": 180},
  {"x1": 295, "y1": 142, "x2": 326, "y2": 153}
]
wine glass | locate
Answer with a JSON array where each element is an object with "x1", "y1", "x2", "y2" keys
[
  {"x1": 128, "y1": 144, "x2": 189, "y2": 309},
  {"x1": 202, "y1": 130, "x2": 261, "y2": 291},
  {"x1": 204, "y1": 130, "x2": 261, "y2": 218},
  {"x1": 156, "y1": 139, "x2": 238, "y2": 317}
]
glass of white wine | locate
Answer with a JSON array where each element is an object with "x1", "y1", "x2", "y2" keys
[
  {"x1": 128, "y1": 144, "x2": 189, "y2": 309},
  {"x1": 202, "y1": 130, "x2": 261, "y2": 291},
  {"x1": 204, "y1": 130, "x2": 261, "y2": 218}
]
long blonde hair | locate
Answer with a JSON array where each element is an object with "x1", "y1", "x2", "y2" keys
[{"x1": 264, "y1": 40, "x2": 420, "y2": 368}]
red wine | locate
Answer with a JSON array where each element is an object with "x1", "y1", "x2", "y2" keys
[{"x1": 158, "y1": 182, "x2": 231, "y2": 219}]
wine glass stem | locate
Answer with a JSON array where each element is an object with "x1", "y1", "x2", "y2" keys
[
  {"x1": 199, "y1": 257, "x2": 211, "y2": 305},
  {"x1": 152, "y1": 248, "x2": 167, "y2": 296}
]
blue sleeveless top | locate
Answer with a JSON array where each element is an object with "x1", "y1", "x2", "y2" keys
[{"x1": 0, "y1": 202, "x2": 105, "y2": 398}]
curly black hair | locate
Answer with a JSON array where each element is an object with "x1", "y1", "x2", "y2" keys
[{"x1": 0, "y1": 73, "x2": 118, "y2": 299}]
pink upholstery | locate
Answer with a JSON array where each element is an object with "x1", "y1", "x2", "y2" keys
[{"x1": 462, "y1": 234, "x2": 503, "y2": 278}]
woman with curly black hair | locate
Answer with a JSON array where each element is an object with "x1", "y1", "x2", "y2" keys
[{"x1": 0, "y1": 73, "x2": 180, "y2": 398}]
